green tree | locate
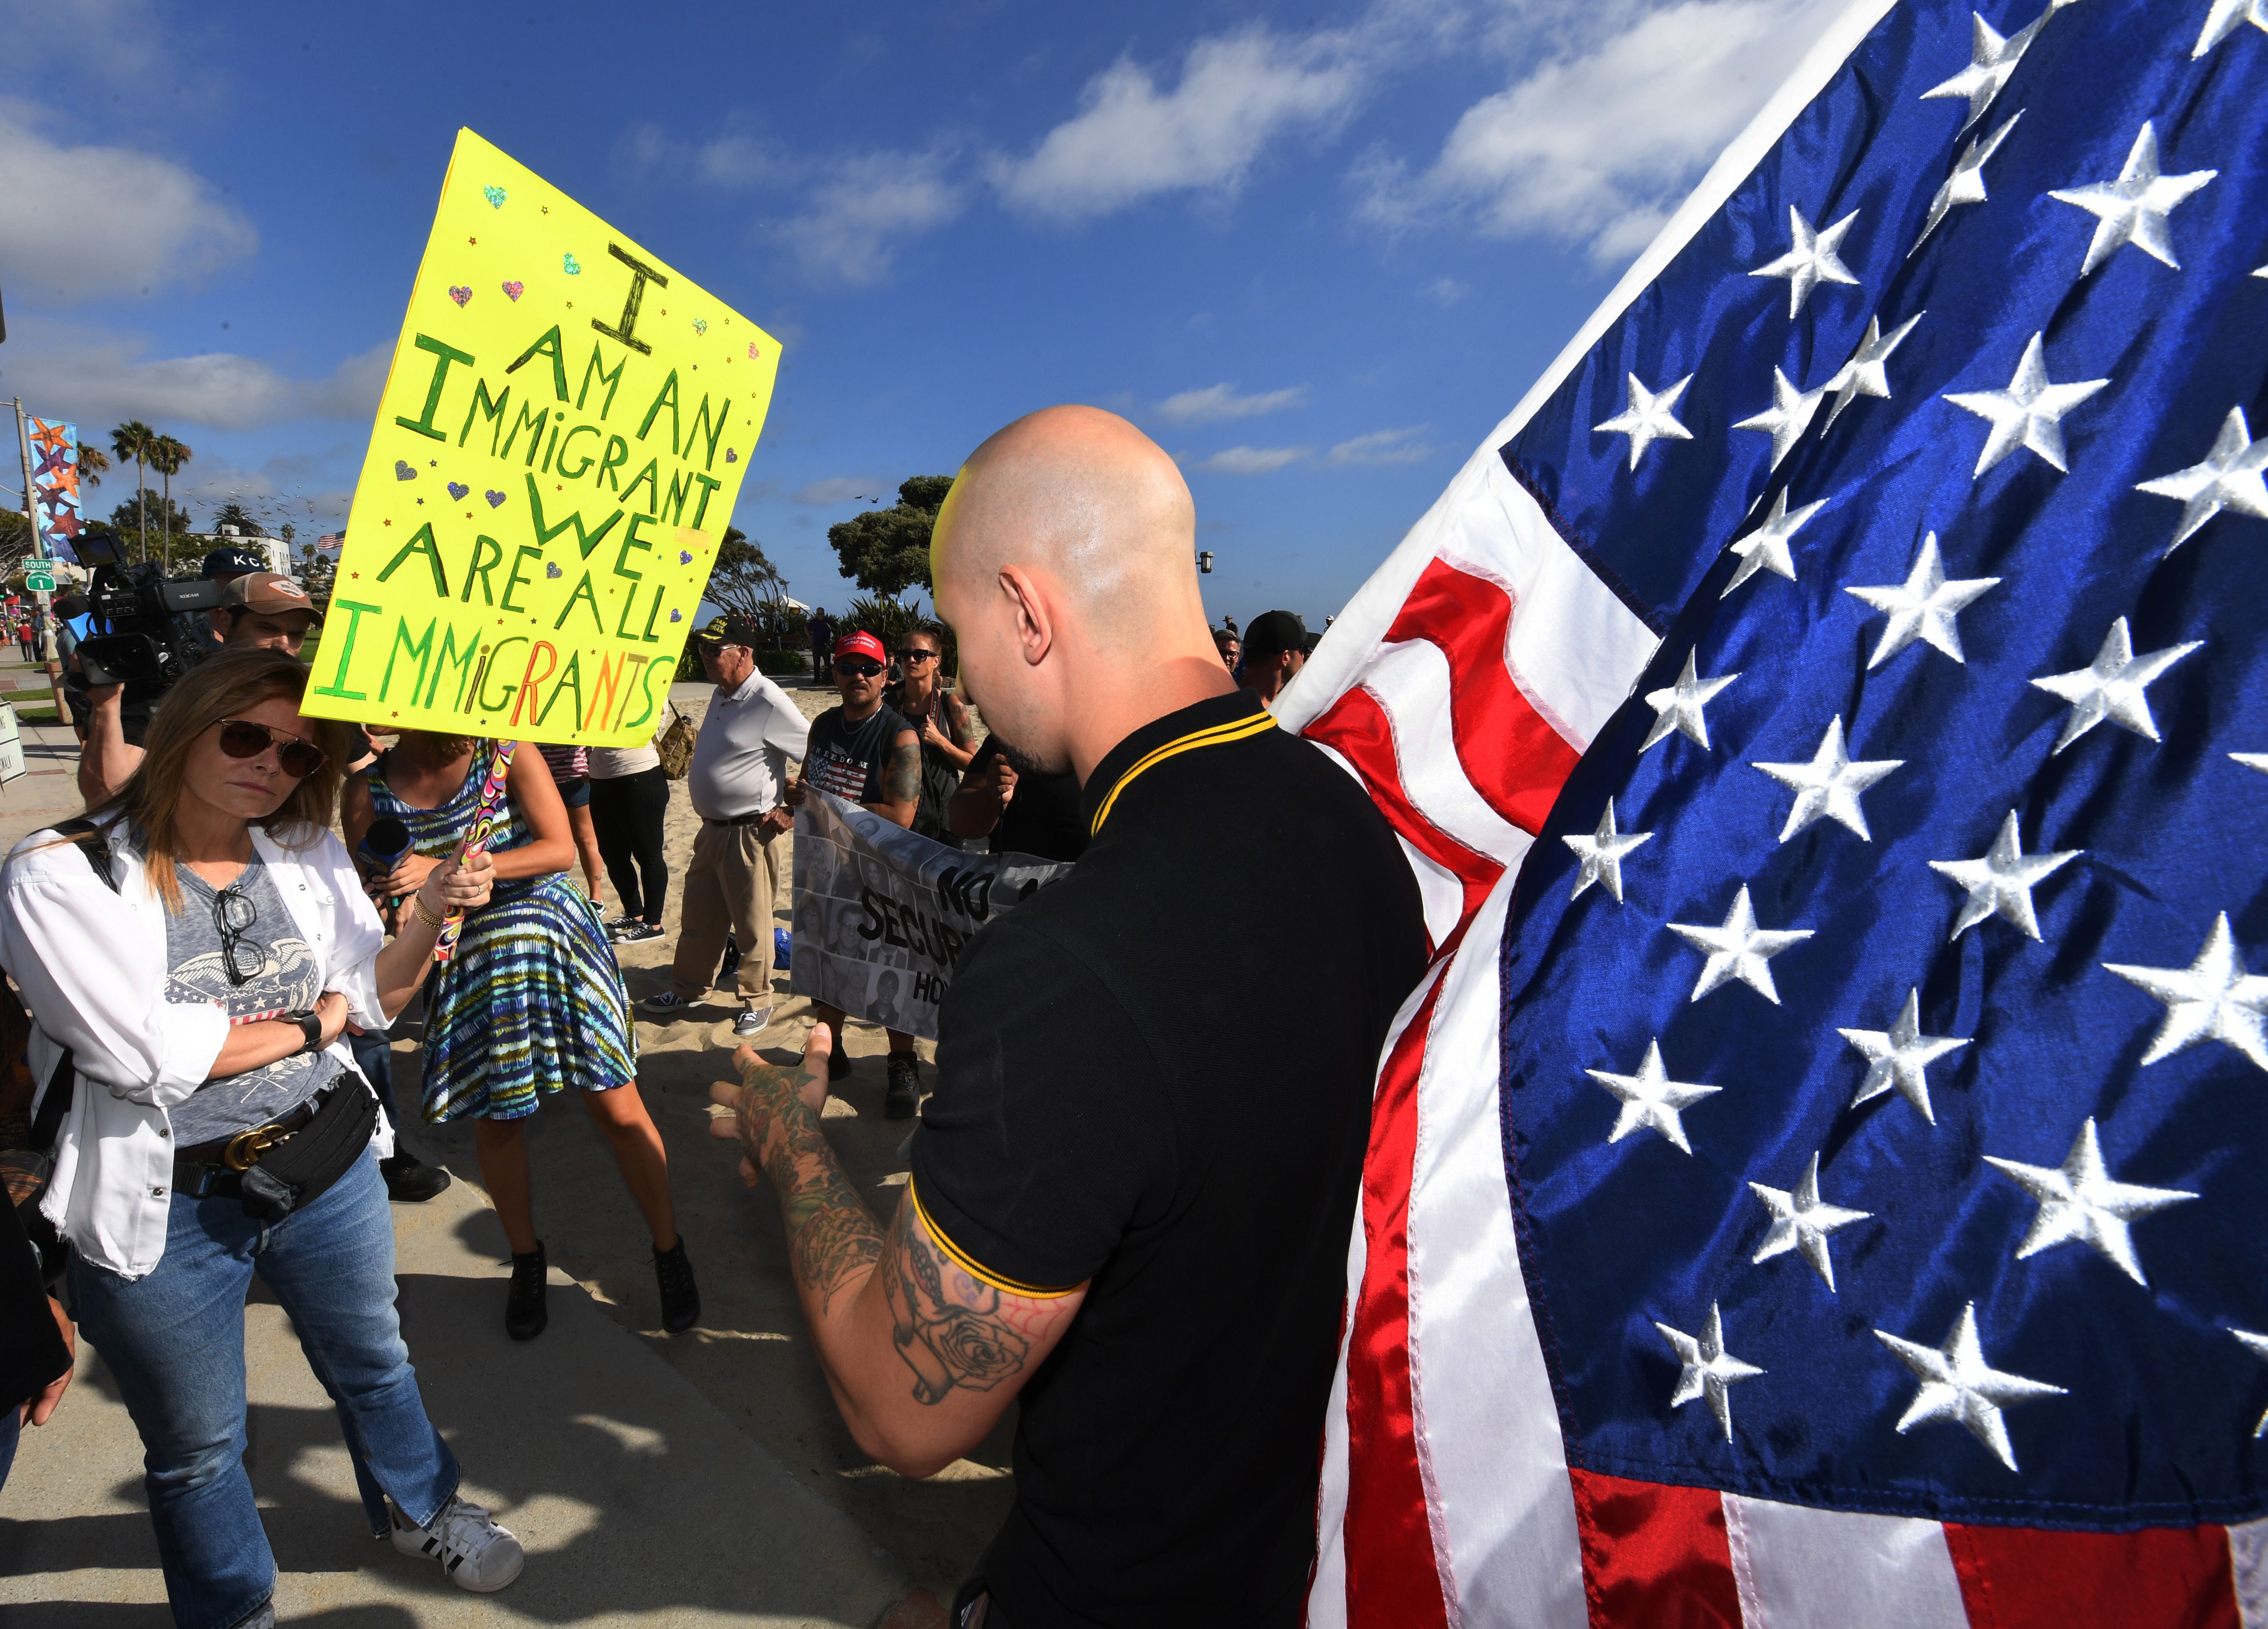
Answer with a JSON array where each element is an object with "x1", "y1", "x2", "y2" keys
[
  {"x1": 825, "y1": 475, "x2": 953, "y2": 606},
  {"x1": 293, "y1": 542, "x2": 335, "y2": 604},
  {"x1": 110, "y1": 421, "x2": 158, "y2": 560},
  {"x1": 75, "y1": 445, "x2": 110, "y2": 489},
  {"x1": 147, "y1": 434, "x2": 193, "y2": 558},
  {"x1": 212, "y1": 499, "x2": 258, "y2": 535},
  {"x1": 706, "y1": 527, "x2": 800, "y2": 640}
]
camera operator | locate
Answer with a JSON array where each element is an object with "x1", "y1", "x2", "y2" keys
[
  {"x1": 0, "y1": 648, "x2": 525, "y2": 1624},
  {"x1": 79, "y1": 571, "x2": 322, "y2": 807}
]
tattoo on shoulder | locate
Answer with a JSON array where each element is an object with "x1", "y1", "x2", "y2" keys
[
  {"x1": 883, "y1": 736, "x2": 922, "y2": 804},
  {"x1": 882, "y1": 1202, "x2": 1049, "y2": 1406}
]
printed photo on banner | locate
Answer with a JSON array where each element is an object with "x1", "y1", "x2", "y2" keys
[
  {"x1": 29, "y1": 418, "x2": 83, "y2": 560},
  {"x1": 302, "y1": 126, "x2": 781, "y2": 748},
  {"x1": 792, "y1": 789, "x2": 1072, "y2": 1042}
]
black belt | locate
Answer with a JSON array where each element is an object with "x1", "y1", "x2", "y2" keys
[
  {"x1": 702, "y1": 811, "x2": 775, "y2": 827},
  {"x1": 172, "y1": 1097, "x2": 323, "y2": 1200}
]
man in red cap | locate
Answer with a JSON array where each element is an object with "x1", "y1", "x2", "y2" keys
[{"x1": 785, "y1": 629, "x2": 926, "y2": 1112}]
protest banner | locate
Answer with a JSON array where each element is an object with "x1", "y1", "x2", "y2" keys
[
  {"x1": 791, "y1": 790, "x2": 1072, "y2": 1041},
  {"x1": 302, "y1": 127, "x2": 780, "y2": 747},
  {"x1": 28, "y1": 418, "x2": 82, "y2": 560}
]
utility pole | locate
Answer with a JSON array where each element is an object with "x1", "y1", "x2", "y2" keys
[{"x1": 11, "y1": 398, "x2": 71, "y2": 728}]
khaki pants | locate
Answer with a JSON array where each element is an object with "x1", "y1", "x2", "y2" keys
[{"x1": 670, "y1": 820, "x2": 780, "y2": 1005}]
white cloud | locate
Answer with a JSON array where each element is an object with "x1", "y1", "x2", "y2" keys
[
  {"x1": 1195, "y1": 445, "x2": 1313, "y2": 474},
  {"x1": 0, "y1": 100, "x2": 258, "y2": 303},
  {"x1": 1355, "y1": 0, "x2": 1846, "y2": 263},
  {"x1": 992, "y1": 28, "x2": 1367, "y2": 221},
  {"x1": 791, "y1": 477, "x2": 887, "y2": 506},
  {"x1": 1421, "y1": 275, "x2": 1471, "y2": 305},
  {"x1": 1158, "y1": 382, "x2": 1308, "y2": 424},
  {"x1": 1328, "y1": 426, "x2": 1436, "y2": 465},
  {"x1": 778, "y1": 149, "x2": 964, "y2": 284},
  {"x1": 0, "y1": 318, "x2": 387, "y2": 431}
]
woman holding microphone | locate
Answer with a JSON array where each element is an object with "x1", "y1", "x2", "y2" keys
[{"x1": 0, "y1": 648, "x2": 523, "y2": 1629}]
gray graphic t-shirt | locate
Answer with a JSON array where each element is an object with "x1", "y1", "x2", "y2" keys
[{"x1": 164, "y1": 855, "x2": 345, "y2": 1146}]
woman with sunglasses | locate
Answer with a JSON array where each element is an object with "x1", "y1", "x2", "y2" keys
[
  {"x1": 0, "y1": 649, "x2": 522, "y2": 1627},
  {"x1": 344, "y1": 731, "x2": 696, "y2": 1343},
  {"x1": 885, "y1": 620, "x2": 975, "y2": 851}
]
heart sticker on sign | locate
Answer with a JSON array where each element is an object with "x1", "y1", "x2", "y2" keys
[
  {"x1": 448, "y1": 286, "x2": 473, "y2": 307},
  {"x1": 692, "y1": 318, "x2": 707, "y2": 335},
  {"x1": 483, "y1": 185, "x2": 507, "y2": 208},
  {"x1": 395, "y1": 461, "x2": 416, "y2": 481},
  {"x1": 669, "y1": 609, "x2": 682, "y2": 622},
  {"x1": 725, "y1": 448, "x2": 737, "y2": 462},
  {"x1": 485, "y1": 490, "x2": 506, "y2": 507},
  {"x1": 747, "y1": 342, "x2": 761, "y2": 360},
  {"x1": 447, "y1": 481, "x2": 469, "y2": 499},
  {"x1": 502, "y1": 280, "x2": 524, "y2": 301},
  {"x1": 562, "y1": 253, "x2": 580, "y2": 275},
  {"x1": 678, "y1": 551, "x2": 694, "y2": 565},
  {"x1": 546, "y1": 562, "x2": 563, "y2": 579}
]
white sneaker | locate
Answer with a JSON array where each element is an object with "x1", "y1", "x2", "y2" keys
[
  {"x1": 390, "y1": 1496, "x2": 526, "y2": 1593},
  {"x1": 733, "y1": 1005, "x2": 773, "y2": 1036}
]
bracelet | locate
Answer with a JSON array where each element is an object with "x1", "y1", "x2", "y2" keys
[{"x1": 411, "y1": 893, "x2": 448, "y2": 929}]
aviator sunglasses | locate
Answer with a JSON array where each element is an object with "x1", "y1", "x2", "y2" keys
[
  {"x1": 836, "y1": 658, "x2": 886, "y2": 678},
  {"x1": 213, "y1": 718, "x2": 327, "y2": 779}
]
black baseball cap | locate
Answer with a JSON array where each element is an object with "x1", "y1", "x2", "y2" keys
[
  {"x1": 1243, "y1": 609, "x2": 1308, "y2": 659},
  {"x1": 203, "y1": 545, "x2": 267, "y2": 577},
  {"x1": 693, "y1": 613, "x2": 760, "y2": 646}
]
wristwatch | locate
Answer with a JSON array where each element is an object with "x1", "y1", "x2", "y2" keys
[{"x1": 283, "y1": 1009, "x2": 324, "y2": 1055}]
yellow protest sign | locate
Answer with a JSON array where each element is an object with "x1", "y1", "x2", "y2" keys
[{"x1": 305, "y1": 127, "x2": 778, "y2": 746}]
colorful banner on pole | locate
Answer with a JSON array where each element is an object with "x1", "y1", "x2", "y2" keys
[
  {"x1": 302, "y1": 127, "x2": 780, "y2": 746},
  {"x1": 791, "y1": 790, "x2": 1073, "y2": 1042},
  {"x1": 28, "y1": 419, "x2": 81, "y2": 561}
]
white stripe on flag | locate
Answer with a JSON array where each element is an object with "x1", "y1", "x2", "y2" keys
[
  {"x1": 1358, "y1": 645, "x2": 1533, "y2": 862},
  {"x1": 2233, "y1": 1514, "x2": 2268, "y2": 1629},
  {"x1": 1723, "y1": 1495, "x2": 1968, "y2": 1629},
  {"x1": 1410, "y1": 874, "x2": 1588, "y2": 1628}
]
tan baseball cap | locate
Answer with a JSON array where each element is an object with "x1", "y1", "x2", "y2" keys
[{"x1": 222, "y1": 572, "x2": 320, "y2": 622}]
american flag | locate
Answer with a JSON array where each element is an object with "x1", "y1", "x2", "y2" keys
[{"x1": 1278, "y1": 0, "x2": 2268, "y2": 1622}]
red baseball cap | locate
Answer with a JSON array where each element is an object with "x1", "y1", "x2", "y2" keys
[{"x1": 834, "y1": 630, "x2": 887, "y2": 665}]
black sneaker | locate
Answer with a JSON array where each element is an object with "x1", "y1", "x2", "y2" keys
[
  {"x1": 654, "y1": 1238, "x2": 700, "y2": 1334},
  {"x1": 885, "y1": 1053, "x2": 920, "y2": 1120},
  {"x1": 381, "y1": 1151, "x2": 451, "y2": 1203},
  {"x1": 506, "y1": 1242, "x2": 548, "y2": 1342},
  {"x1": 616, "y1": 921, "x2": 664, "y2": 944},
  {"x1": 718, "y1": 932, "x2": 741, "y2": 982},
  {"x1": 604, "y1": 915, "x2": 642, "y2": 937},
  {"x1": 827, "y1": 1045, "x2": 852, "y2": 1083}
]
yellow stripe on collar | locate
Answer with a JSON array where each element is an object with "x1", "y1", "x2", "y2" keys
[
  {"x1": 908, "y1": 1179, "x2": 1084, "y2": 1300},
  {"x1": 1089, "y1": 710, "x2": 1278, "y2": 836}
]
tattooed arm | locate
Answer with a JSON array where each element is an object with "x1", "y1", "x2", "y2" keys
[
  {"x1": 710, "y1": 1023, "x2": 1085, "y2": 1476},
  {"x1": 864, "y1": 727, "x2": 921, "y2": 829}
]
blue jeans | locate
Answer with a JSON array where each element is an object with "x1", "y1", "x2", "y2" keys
[{"x1": 69, "y1": 1148, "x2": 458, "y2": 1629}]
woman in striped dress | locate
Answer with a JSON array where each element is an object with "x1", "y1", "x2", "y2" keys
[{"x1": 344, "y1": 733, "x2": 698, "y2": 1341}]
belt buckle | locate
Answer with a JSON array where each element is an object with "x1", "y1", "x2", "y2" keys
[{"x1": 223, "y1": 1122, "x2": 290, "y2": 1172}]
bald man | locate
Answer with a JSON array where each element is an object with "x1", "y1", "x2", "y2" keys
[{"x1": 715, "y1": 407, "x2": 1425, "y2": 1627}]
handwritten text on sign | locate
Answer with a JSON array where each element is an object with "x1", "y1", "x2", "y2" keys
[{"x1": 303, "y1": 127, "x2": 779, "y2": 746}]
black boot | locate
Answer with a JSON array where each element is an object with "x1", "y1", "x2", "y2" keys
[
  {"x1": 886, "y1": 1053, "x2": 920, "y2": 1120},
  {"x1": 654, "y1": 1237, "x2": 700, "y2": 1334},
  {"x1": 506, "y1": 1242, "x2": 549, "y2": 1342},
  {"x1": 380, "y1": 1150, "x2": 451, "y2": 1203}
]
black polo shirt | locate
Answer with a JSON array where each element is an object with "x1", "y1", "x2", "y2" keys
[
  {"x1": 963, "y1": 735, "x2": 1087, "y2": 864},
  {"x1": 910, "y1": 688, "x2": 1427, "y2": 1626}
]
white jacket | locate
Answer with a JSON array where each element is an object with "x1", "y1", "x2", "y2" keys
[{"x1": 0, "y1": 817, "x2": 395, "y2": 1280}]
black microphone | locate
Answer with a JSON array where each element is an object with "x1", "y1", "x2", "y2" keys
[{"x1": 357, "y1": 816, "x2": 412, "y2": 885}]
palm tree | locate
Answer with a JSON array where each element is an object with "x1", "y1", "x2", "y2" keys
[
  {"x1": 75, "y1": 445, "x2": 110, "y2": 489},
  {"x1": 110, "y1": 422, "x2": 158, "y2": 560},
  {"x1": 147, "y1": 435, "x2": 193, "y2": 562}
]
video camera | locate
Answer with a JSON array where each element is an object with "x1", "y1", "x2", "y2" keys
[{"x1": 53, "y1": 529, "x2": 221, "y2": 691}]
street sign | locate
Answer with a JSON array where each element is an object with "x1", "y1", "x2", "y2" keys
[{"x1": 23, "y1": 570, "x2": 53, "y2": 593}]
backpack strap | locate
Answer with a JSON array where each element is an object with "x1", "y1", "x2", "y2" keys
[{"x1": 50, "y1": 817, "x2": 120, "y2": 894}]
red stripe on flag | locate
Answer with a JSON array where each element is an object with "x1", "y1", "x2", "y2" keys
[
  {"x1": 1567, "y1": 1470, "x2": 1741, "y2": 1629},
  {"x1": 1342, "y1": 978, "x2": 1451, "y2": 1629},
  {"x1": 1304, "y1": 684, "x2": 1501, "y2": 950},
  {"x1": 1381, "y1": 558, "x2": 1586, "y2": 834},
  {"x1": 1942, "y1": 1521, "x2": 2240, "y2": 1629}
]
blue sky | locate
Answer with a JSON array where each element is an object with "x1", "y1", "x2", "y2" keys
[{"x1": 0, "y1": 0, "x2": 1844, "y2": 626}]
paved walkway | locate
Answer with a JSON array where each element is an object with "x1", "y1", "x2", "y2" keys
[{"x1": 0, "y1": 1167, "x2": 929, "y2": 1628}]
